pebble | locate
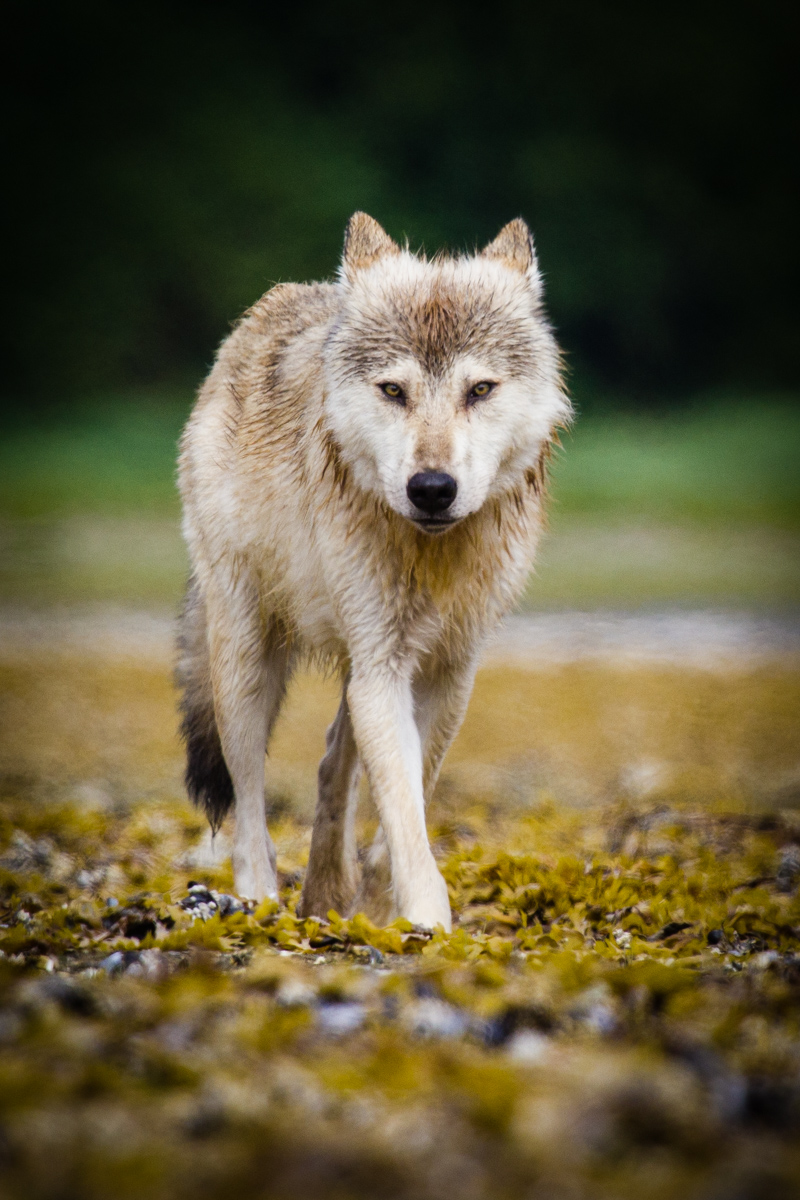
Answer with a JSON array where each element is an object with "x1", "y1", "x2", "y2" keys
[
  {"x1": 124, "y1": 949, "x2": 165, "y2": 980},
  {"x1": 179, "y1": 886, "x2": 245, "y2": 921},
  {"x1": 275, "y1": 979, "x2": 317, "y2": 1008},
  {"x1": 403, "y1": 998, "x2": 469, "y2": 1040},
  {"x1": 750, "y1": 950, "x2": 779, "y2": 971},
  {"x1": 776, "y1": 846, "x2": 800, "y2": 893},
  {"x1": 317, "y1": 1002, "x2": 366, "y2": 1036},
  {"x1": 505, "y1": 1029, "x2": 552, "y2": 1064}
]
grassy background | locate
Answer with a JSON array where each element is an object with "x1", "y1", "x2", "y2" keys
[{"x1": 0, "y1": 395, "x2": 798, "y2": 608}]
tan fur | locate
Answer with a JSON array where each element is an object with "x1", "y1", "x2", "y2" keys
[{"x1": 177, "y1": 213, "x2": 570, "y2": 929}]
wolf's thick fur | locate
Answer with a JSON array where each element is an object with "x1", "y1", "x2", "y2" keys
[{"x1": 177, "y1": 213, "x2": 570, "y2": 929}]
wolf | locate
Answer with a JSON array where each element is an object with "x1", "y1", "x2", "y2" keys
[{"x1": 176, "y1": 212, "x2": 570, "y2": 931}]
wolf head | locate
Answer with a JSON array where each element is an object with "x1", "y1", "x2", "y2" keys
[{"x1": 323, "y1": 213, "x2": 570, "y2": 533}]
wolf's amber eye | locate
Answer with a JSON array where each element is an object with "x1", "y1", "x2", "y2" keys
[
  {"x1": 469, "y1": 381, "x2": 494, "y2": 401},
  {"x1": 380, "y1": 382, "x2": 406, "y2": 403}
]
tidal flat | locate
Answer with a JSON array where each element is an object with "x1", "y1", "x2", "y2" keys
[{"x1": 0, "y1": 617, "x2": 799, "y2": 1199}]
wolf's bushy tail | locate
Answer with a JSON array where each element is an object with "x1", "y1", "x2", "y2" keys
[{"x1": 176, "y1": 576, "x2": 234, "y2": 832}]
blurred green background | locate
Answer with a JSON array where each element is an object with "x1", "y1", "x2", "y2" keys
[
  {"x1": 2, "y1": 1, "x2": 798, "y2": 608},
  {"x1": 1, "y1": 396, "x2": 798, "y2": 608}
]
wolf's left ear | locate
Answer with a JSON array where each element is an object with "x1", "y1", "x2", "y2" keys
[
  {"x1": 340, "y1": 212, "x2": 400, "y2": 283},
  {"x1": 481, "y1": 218, "x2": 540, "y2": 289}
]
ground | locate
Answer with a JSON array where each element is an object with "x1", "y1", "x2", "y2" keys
[{"x1": 1, "y1": 611, "x2": 799, "y2": 1200}]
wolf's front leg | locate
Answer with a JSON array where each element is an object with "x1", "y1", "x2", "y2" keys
[
  {"x1": 347, "y1": 668, "x2": 451, "y2": 931},
  {"x1": 205, "y1": 578, "x2": 290, "y2": 902},
  {"x1": 356, "y1": 655, "x2": 479, "y2": 925}
]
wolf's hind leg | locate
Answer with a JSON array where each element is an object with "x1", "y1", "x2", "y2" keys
[
  {"x1": 204, "y1": 573, "x2": 291, "y2": 902},
  {"x1": 352, "y1": 825, "x2": 393, "y2": 926},
  {"x1": 297, "y1": 686, "x2": 361, "y2": 919},
  {"x1": 415, "y1": 655, "x2": 479, "y2": 802}
]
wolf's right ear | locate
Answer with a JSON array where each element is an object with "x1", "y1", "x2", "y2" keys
[
  {"x1": 481, "y1": 218, "x2": 541, "y2": 293},
  {"x1": 340, "y1": 212, "x2": 400, "y2": 283}
]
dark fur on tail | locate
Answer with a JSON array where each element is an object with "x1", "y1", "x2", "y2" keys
[{"x1": 176, "y1": 576, "x2": 234, "y2": 832}]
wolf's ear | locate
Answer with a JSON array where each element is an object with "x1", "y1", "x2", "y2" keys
[
  {"x1": 481, "y1": 218, "x2": 540, "y2": 285},
  {"x1": 341, "y1": 212, "x2": 400, "y2": 282}
]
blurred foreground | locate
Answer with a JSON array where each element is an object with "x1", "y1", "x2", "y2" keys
[{"x1": 1, "y1": 614, "x2": 799, "y2": 1199}]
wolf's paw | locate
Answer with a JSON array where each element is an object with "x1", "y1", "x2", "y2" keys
[
  {"x1": 296, "y1": 868, "x2": 360, "y2": 921},
  {"x1": 232, "y1": 846, "x2": 279, "y2": 903},
  {"x1": 399, "y1": 866, "x2": 452, "y2": 933}
]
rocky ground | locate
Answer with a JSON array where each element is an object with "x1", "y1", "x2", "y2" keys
[{"x1": 0, "y1": 609, "x2": 799, "y2": 1199}]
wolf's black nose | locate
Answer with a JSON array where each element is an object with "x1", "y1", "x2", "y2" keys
[{"x1": 407, "y1": 472, "x2": 457, "y2": 516}]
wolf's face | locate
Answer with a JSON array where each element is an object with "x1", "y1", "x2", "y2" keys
[{"x1": 323, "y1": 214, "x2": 570, "y2": 533}]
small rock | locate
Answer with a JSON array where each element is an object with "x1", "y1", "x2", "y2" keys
[
  {"x1": 571, "y1": 984, "x2": 618, "y2": 1035},
  {"x1": 180, "y1": 885, "x2": 219, "y2": 920},
  {"x1": 317, "y1": 1001, "x2": 366, "y2": 1036},
  {"x1": 125, "y1": 948, "x2": 166, "y2": 979},
  {"x1": 776, "y1": 846, "x2": 800, "y2": 893},
  {"x1": 187, "y1": 884, "x2": 216, "y2": 901},
  {"x1": 101, "y1": 951, "x2": 126, "y2": 975},
  {"x1": 275, "y1": 979, "x2": 316, "y2": 1008},
  {"x1": 216, "y1": 894, "x2": 244, "y2": 917},
  {"x1": 750, "y1": 950, "x2": 779, "y2": 971},
  {"x1": 76, "y1": 867, "x2": 107, "y2": 891},
  {"x1": 505, "y1": 1029, "x2": 551, "y2": 1064},
  {"x1": 352, "y1": 944, "x2": 385, "y2": 966},
  {"x1": 0, "y1": 832, "x2": 53, "y2": 873},
  {"x1": 403, "y1": 998, "x2": 468, "y2": 1040}
]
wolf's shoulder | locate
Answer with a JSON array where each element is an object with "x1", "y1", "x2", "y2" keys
[
  {"x1": 212, "y1": 281, "x2": 340, "y2": 390},
  {"x1": 240, "y1": 281, "x2": 340, "y2": 344}
]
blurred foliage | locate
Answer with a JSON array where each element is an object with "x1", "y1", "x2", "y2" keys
[
  {"x1": 2, "y1": 395, "x2": 798, "y2": 525},
  {"x1": 0, "y1": 394, "x2": 187, "y2": 519},
  {"x1": 6, "y1": 0, "x2": 798, "y2": 408},
  {"x1": 551, "y1": 401, "x2": 800, "y2": 528},
  {"x1": 2, "y1": 396, "x2": 798, "y2": 607}
]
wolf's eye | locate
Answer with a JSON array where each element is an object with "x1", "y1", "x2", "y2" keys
[
  {"x1": 380, "y1": 382, "x2": 406, "y2": 403},
  {"x1": 468, "y1": 381, "x2": 495, "y2": 402}
]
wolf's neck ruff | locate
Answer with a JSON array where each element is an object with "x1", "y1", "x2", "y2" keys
[{"x1": 177, "y1": 212, "x2": 570, "y2": 929}]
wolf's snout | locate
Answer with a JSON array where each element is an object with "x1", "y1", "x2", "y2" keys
[{"x1": 407, "y1": 471, "x2": 457, "y2": 516}]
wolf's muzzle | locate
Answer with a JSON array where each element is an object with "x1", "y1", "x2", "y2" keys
[{"x1": 407, "y1": 471, "x2": 457, "y2": 517}]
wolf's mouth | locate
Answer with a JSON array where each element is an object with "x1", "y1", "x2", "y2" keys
[{"x1": 413, "y1": 516, "x2": 457, "y2": 534}]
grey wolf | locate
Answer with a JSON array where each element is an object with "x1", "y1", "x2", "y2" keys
[{"x1": 176, "y1": 213, "x2": 570, "y2": 931}]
